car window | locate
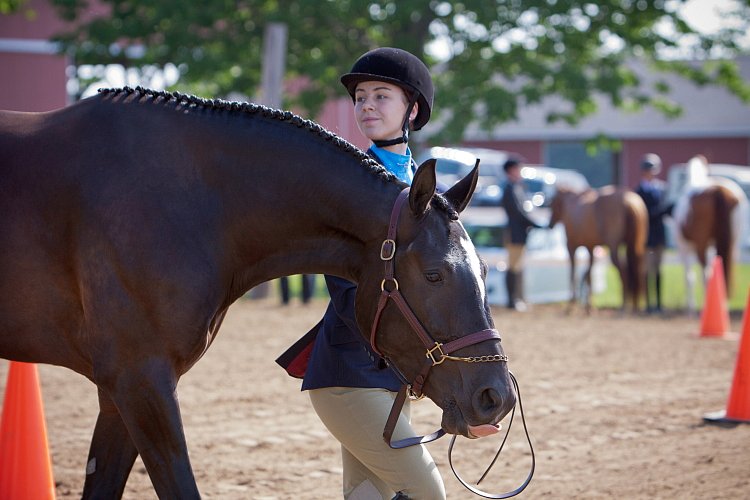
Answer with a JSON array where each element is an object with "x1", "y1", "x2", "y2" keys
[{"x1": 435, "y1": 158, "x2": 470, "y2": 177}]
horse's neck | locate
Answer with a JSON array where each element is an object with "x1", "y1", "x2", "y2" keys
[
  {"x1": 85, "y1": 96, "x2": 400, "y2": 295},
  {"x1": 197, "y1": 116, "x2": 399, "y2": 290}
]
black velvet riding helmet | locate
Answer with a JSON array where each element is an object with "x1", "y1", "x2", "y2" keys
[{"x1": 340, "y1": 47, "x2": 434, "y2": 133}]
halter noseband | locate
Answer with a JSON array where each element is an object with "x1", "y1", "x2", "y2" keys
[{"x1": 369, "y1": 188, "x2": 507, "y2": 447}]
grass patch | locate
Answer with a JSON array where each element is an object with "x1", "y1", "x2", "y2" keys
[{"x1": 593, "y1": 261, "x2": 750, "y2": 312}]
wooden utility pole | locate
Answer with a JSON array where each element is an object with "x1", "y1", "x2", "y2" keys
[
  {"x1": 248, "y1": 22, "x2": 288, "y2": 300},
  {"x1": 260, "y1": 22, "x2": 287, "y2": 108}
]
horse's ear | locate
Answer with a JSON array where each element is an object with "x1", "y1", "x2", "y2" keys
[
  {"x1": 443, "y1": 159, "x2": 480, "y2": 214},
  {"x1": 409, "y1": 159, "x2": 437, "y2": 217}
]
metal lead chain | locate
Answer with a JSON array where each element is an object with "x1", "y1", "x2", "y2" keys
[{"x1": 443, "y1": 354, "x2": 509, "y2": 363}]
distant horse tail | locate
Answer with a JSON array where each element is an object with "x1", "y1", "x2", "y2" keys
[
  {"x1": 624, "y1": 194, "x2": 648, "y2": 309},
  {"x1": 712, "y1": 186, "x2": 736, "y2": 292}
]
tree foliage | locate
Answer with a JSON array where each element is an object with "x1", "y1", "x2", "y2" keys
[
  {"x1": 1, "y1": 0, "x2": 28, "y2": 14},
  {"x1": 49, "y1": 0, "x2": 750, "y2": 143}
]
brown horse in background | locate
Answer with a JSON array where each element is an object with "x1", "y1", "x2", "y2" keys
[{"x1": 549, "y1": 186, "x2": 648, "y2": 313}]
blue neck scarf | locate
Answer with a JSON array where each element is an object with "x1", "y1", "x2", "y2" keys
[{"x1": 370, "y1": 144, "x2": 413, "y2": 185}]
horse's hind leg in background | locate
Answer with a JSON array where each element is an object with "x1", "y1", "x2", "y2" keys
[
  {"x1": 626, "y1": 245, "x2": 645, "y2": 314},
  {"x1": 91, "y1": 356, "x2": 199, "y2": 499},
  {"x1": 581, "y1": 247, "x2": 595, "y2": 314},
  {"x1": 675, "y1": 233, "x2": 699, "y2": 314},
  {"x1": 82, "y1": 389, "x2": 139, "y2": 499},
  {"x1": 608, "y1": 244, "x2": 629, "y2": 313},
  {"x1": 696, "y1": 244, "x2": 711, "y2": 297}
]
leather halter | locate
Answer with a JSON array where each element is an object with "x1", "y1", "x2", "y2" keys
[
  {"x1": 369, "y1": 188, "x2": 535, "y2": 498},
  {"x1": 369, "y1": 187, "x2": 505, "y2": 448}
]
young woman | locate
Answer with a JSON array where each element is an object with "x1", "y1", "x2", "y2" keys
[{"x1": 279, "y1": 47, "x2": 497, "y2": 499}]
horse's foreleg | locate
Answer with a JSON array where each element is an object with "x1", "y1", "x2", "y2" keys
[
  {"x1": 98, "y1": 358, "x2": 199, "y2": 499},
  {"x1": 82, "y1": 389, "x2": 139, "y2": 499},
  {"x1": 567, "y1": 247, "x2": 577, "y2": 314}
]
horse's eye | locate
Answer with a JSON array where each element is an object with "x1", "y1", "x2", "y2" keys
[{"x1": 425, "y1": 271, "x2": 443, "y2": 283}]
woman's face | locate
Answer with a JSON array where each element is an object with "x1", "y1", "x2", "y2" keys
[{"x1": 353, "y1": 80, "x2": 418, "y2": 143}]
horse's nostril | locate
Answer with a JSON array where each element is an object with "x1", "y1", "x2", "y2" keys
[
  {"x1": 476, "y1": 386, "x2": 516, "y2": 418},
  {"x1": 479, "y1": 388, "x2": 500, "y2": 412}
]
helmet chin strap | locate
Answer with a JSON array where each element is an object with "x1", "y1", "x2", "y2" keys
[{"x1": 372, "y1": 91, "x2": 420, "y2": 148}]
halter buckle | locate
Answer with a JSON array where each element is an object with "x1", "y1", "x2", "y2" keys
[
  {"x1": 426, "y1": 343, "x2": 446, "y2": 365},
  {"x1": 380, "y1": 239, "x2": 396, "y2": 260}
]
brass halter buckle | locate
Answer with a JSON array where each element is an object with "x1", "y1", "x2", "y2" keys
[{"x1": 426, "y1": 342, "x2": 447, "y2": 365}]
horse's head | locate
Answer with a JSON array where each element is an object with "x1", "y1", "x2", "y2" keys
[
  {"x1": 549, "y1": 186, "x2": 573, "y2": 228},
  {"x1": 685, "y1": 155, "x2": 710, "y2": 189},
  {"x1": 356, "y1": 159, "x2": 516, "y2": 438}
]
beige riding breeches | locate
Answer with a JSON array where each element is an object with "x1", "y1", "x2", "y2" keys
[{"x1": 309, "y1": 387, "x2": 446, "y2": 500}]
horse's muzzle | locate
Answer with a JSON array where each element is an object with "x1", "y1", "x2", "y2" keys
[{"x1": 441, "y1": 381, "x2": 516, "y2": 437}]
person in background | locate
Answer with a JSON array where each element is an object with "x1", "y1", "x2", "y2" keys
[
  {"x1": 501, "y1": 157, "x2": 543, "y2": 312},
  {"x1": 635, "y1": 153, "x2": 673, "y2": 313},
  {"x1": 277, "y1": 47, "x2": 498, "y2": 500},
  {"x1": 279, "y1": 275, "x2": 316, "y2": 305}
]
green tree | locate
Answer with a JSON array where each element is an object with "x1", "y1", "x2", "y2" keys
[
  {"x1": 1, "y1": 0, "x2": 28, "y2": 14},
  {"x1": 50, "y1": 0, "x2": 750, "y2": 143}
]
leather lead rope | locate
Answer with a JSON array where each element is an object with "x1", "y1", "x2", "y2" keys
[{"x1": 447, "y1": 372, "x2": 535, "y2": 499}]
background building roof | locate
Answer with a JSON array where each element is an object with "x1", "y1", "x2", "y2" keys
[{"x1": 464, "y1": 56, "x2": 750, "y2": 141}]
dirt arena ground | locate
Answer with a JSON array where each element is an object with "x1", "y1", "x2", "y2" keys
[{"x1": 2, "y1": 297, "x2": 749, "y2": 499}]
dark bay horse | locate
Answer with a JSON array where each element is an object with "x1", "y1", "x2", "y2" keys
[
  {"x1": 671, "y1": 156, "x2": 748, "y2": 313},
  {"x1": 0, "y1": 87, "x2": 515, "y2": 498},
  {"x1": 549, "y1": 186, "x2": 648, "y2": 313}
]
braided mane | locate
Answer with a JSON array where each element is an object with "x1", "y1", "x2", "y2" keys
[{"x1": 97, "y1": 86, "x2": 457, "y2": 219}]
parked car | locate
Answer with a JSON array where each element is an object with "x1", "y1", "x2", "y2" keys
[
  {"x1": 417, "y1": 146, "x2": 508, "y2": 206},
  {"x1": 418, "y1": 146, "x2": 589, "y2": 208},
  {"x1": 666, "y1": 163, "x2": 750, "y2": 248},
  {"x1": 461, "y1": 207, "x2": 607, "y2": 305},
  {"x1": 519, "y1": 164, "x2": 590, "y2": 209}
]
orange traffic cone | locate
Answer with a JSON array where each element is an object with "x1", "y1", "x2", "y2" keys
[
  {"x1": 704, "y1": 290, "x2": 750, "y2": 424},
  {"x1": 0, "y1": 362, "x2": 56, "y2": 499},
  {"x1": 699, "y1": 256, "x2": 731, "y2": 338}
]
